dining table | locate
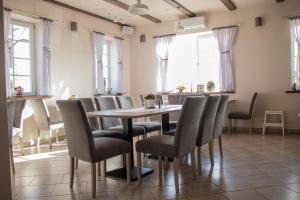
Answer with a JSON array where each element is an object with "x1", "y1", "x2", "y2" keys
[{"x1": 87, "y1": 104, "x2": 182, "y2": 181}]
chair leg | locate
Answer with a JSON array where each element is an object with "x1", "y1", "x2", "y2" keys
[
  {"x1": 158, "y1": 156, "x2": 163, "y2": 185},
  {"x1": 49, "y1": 130, "x2": 52, "y2": 150},
  {"x1": 137, "y1": 152, "x2": 142, "y2": 185},
  {"x1": 191, "y1": 148, "x2": 197, "y2": 180},
  {"x1": 197, "y1": 146, "x2": 202, "y2": 175},
  {"x1": 228, "y1": 119, "x2": 232, "y2": 135},
  {"x1": 248, "y1": 120, "x2": 252, "y2": 134},
  {"x1": 69, "y1": 157, "x2": 75, "y2": 188},
  {"x1": 97, "y1": 162, "x2": 101, "y2": 176},
  {"x1": 173, "y1": 157, "x2": 180, "y2": 193},
  {"x1": 103, "y1": 160, "x2": 107, "y2": 177},
  {"x1": 55, "y1": 130, "x2": 59, "y2": 143},
  {"x1": 164, "y1": 156, "x2": 168, "y2": 170},
  {"x1": 75, "y1": 158, "x2": 78, "y2": 169},
  {"x1": 90, "y1": 163, "x2": 96, "y2": 198},
  {"x1": 209, "y1": 141, "x2": 214, "y2": 166},
  {"x1": 9, "y1": 147, "x2": 15, "y2": 174},
  {"x1": 218, "y1": 136, "x2": 223, "y2": 159},
  {"x1": 126, "y1": 153, "x2": 131, "y2": 184}
]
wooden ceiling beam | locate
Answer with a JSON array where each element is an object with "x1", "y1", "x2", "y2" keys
[
  {"x1": 220, "y1": 0, "x2": 237, "y2": 11},
  {"x1": 103, "y1": 0, "x2": 161, "y2": 23},
  {"x1": 163, "y1": 0, "x2": 195, "y2": 18},
  {"x1": 43, "y1": 0, "x2": 127, "y2": 26},
  {"x1": 276, "y1": 0, "x2": 285, "y2": 3}
]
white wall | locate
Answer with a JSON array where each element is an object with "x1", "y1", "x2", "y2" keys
[
  {"x1": 129, "y1": 0, "x2": 300, "y2": 130},
  {"x1": 4, "y1": 0, "x2": 131, "y2": 143}
]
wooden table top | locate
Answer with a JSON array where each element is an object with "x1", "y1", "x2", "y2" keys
[{"x1": 87, "y1": 105, "x2": 182, "y2": 119}]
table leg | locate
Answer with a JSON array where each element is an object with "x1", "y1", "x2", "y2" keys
[{"x1": 106, "y1": 118, "x2": 153, "y2": 181}]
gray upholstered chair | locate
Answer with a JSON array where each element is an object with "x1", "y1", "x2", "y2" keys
[
  {"x1": 136, "y1": 96, "x2": 207, "y2": 192},
  {"x1": 213, "y1": 95, "x2": 230, "y2": 160},
  {"x1": 7, "y1": 101, "x2": 15, "y2": 174},
  {"x1": 56, "y1": 100, "x2": 131, "y2": 198},
  {"x1": 228, "y1": 92, "x2": 258, "y2": 134},
  {"x1": 12, "y1": 99, "x2": 26, "y2": 154},
  {"x1": 77, "y1": 98, "x2": 128, "y2": 172},
  {"x1": 117, "y1": 96, "x2": 161, "y2": 133},
  {"x1": 94, "y1": 96, "x2": 146, "y2": 137},
  {"x1": 30, "y1": 99, "x2": 64, "y2": 149},
  {"x1": 167, "y1": 94, "x2": 181, "y2": 130},
  {"x1": 196, "y1": 95, "x2": 221, "y2": 174}
]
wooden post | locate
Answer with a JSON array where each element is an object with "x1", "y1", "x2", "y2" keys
[{"x1": 0, "y1": 1, "x2": 13, "y2": 198}]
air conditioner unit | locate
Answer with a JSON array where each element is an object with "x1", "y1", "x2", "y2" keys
[
  {"x1": 122, "y1": 26, "x2": 135, "y2": 35},
  {"x1": 176, "y1": 16, "x2": 207, "y2": 32}
]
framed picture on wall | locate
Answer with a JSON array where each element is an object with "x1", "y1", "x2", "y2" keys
[{"x1": 197, "y1": 84, "x2": 204, "y2": 94}]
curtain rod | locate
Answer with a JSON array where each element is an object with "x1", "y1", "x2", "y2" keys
[
  {"x1": 153, "y1": 33, "x2": 176, "y2": 39},
  {"x1": 289, "y1": 16, "x2": 300, "y2": 19},
  {"x1": 3, "y1": 7, "x2": 55, "y2": 22},
  {"x1": 92, "y1": 30, "x2": 124, "y2": 40}
]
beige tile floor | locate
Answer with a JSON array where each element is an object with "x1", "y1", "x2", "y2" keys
[{"x1": 11, "y1": 132, "x2": 300, "y2": 200}]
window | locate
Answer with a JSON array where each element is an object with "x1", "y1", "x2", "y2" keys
[
  {"x1": 166, "y1": 31, "x2": 220, "y2": 92},
  {"x1": 102, "y1": 40, "x2": 111, "y2": 91},
  {"x1": 8, "y1": 20, "x2": 35, "y2": 95}
]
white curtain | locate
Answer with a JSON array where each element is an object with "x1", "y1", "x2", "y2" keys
[
  {"x1": 92, "y1": 32, "x2": 105, "y2": 94},
  {"x1": 213, "y1": 26, "x2": 237, "y2": 92},
  {"x1": 155, "y1": 35, "x2": 175, "y2": 92},
  {"x1": 291, "y1": 18, "x2": 300, "y2": 89},
  {"x1": 38, "y1": 19, "x2": 53, "y2": 95},
  {"x1": 3, "y1": 9, "x2": 11, "y2": 97},
  {"x1": 111, "y1": 38, "x2": 123, "y2": 93}
]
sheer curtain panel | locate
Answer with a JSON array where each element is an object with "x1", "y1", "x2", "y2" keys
[
  {"x1": 92, "y1": 32, "x2": 105, "y2": 94},
  {"x1": 38, "y1": 19, "x2": 53, "y2": 96},
  {"x1": 111, "y1": 38, "x2": 123, "y2": 93},
  {"x1": 155, "y1": 35, "x2": 175, "y2": 92},
  {"x1": 291, "y1": 17, "x2": 300, "y2": 89},
  {"x1": 213, "y1": 26, "x2": 237, "y2": 92},
  {"x1": 3, "y1": 9, "x2": 11, "y2": 97}
]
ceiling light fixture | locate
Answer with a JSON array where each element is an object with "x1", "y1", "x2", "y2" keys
[
  {"x1": 128, "y1": 0, "x2": 149, "y2": 15},
  {"x1": 177, "y1": 7, "x2": 184, "y2": 30}
]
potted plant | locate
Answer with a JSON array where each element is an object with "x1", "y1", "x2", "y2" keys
[
  {"x1": 144, "y1": 94, "x2": 156, "y2": 109},
  {"x1": 176, "y1": 85, "x2": 186, "y2": 94},
  {"x1": 14, "y1": 86, "x2": 24, "y2": 96}
]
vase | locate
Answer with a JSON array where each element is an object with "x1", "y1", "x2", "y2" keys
[{"x1": 144, "y1": 99, "x2": 156, "y2": 109}]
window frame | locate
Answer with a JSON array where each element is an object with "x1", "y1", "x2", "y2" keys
[
  {"x1": 9, "y1": 19, "x2": 36, "y2": 96},
  {"x1": 102, "y1": 39, "x2": 111, "y2": 91}
]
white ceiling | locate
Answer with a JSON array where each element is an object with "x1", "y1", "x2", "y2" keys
[{"x1": 56, "y1": 0, "x2": 276, "y2": 26}]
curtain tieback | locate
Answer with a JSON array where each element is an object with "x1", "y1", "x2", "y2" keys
[
  {"x1": 117, "y1": 62, "x2": 122, "y2": 64},
  {"x1": 161, "y1": 58, "x2": 168, "y2": 61},
  {"x1": 42, "y1": 47, "x2": 51, "y2": 52},
  {"x1": 221, "y1": 50, "x2": 230, "y2": 54}
]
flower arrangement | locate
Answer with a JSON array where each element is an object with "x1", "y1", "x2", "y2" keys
[
  {"x1": 144, "y1": 94, "x2": 155, "y2": 100},
  {"x1": 176, "y1": 85, "x2": 186, "y2": 94},
  {"x1": 14, "y1": 86, "x2": 24, "y2": 96}
]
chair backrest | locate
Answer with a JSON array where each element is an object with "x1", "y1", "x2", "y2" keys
[
  {"x1": 57, "y1": 100, "x2": 95, "y2": 162},
  {"x1": 13, "y1": 99, "x2": 26, "y2": 128},
  {"x1": 174, "y1": 96, "x2": 207, "y2": 157},
  {"x1": 7, "y1": 101, "x2": 15, "y2": 146},
  {"x1": 213, "y1": 95, "x2": 230, "y2": 138},
  {"x1": 117, "y1": 96, "x2": 135, "y2": 109},
  {"x1": 197, "y1": 95, "x2": 221, "y2": 146},
  {"x1": 168, "y1": 94, "x2": 180, "y2": 105},
  {"x1": 94, "y1": 96, "x2": 122, "y2": 130},
  {"x1": 155, "y1": 95, "x2": 163, "y2": 105},
  {"x1": 79, "y1": 98, "x2": 100, "y2": 131},
  {"x1": 139, "y1": 94, "x2": 145, "y2": 106},
  {"x1": 30, "y1": 99, "x2": 50, "y2": 131},
  {"x1": 248, "y1": 92, "x2": 258, "y2": 117}
]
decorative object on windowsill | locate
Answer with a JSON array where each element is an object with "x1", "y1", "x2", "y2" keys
[
  {"x1": 15, "y1": 86, "x2": 24, "y2": 96},
  {"x1": 144, "y1": 94, "x2": 156, "y2": 109},
  {"x1": 106, "y1": 88, "x2": 112, "y2": 95},
  {"x1": 292, "y1": 83, "x2": 297, "y2": 91},
  {"x1": 197, "y1": 84, "x2": 204, "y2": 94},
  {"x1": 68, "y1": 95, "x2": 76, "y2": 100},
  {"x1": 206, "y1": 81, "x2": 215, "y2": 92},
  {"x1": 176, "y1": 85, "x2": 186, "y2": 94}
]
